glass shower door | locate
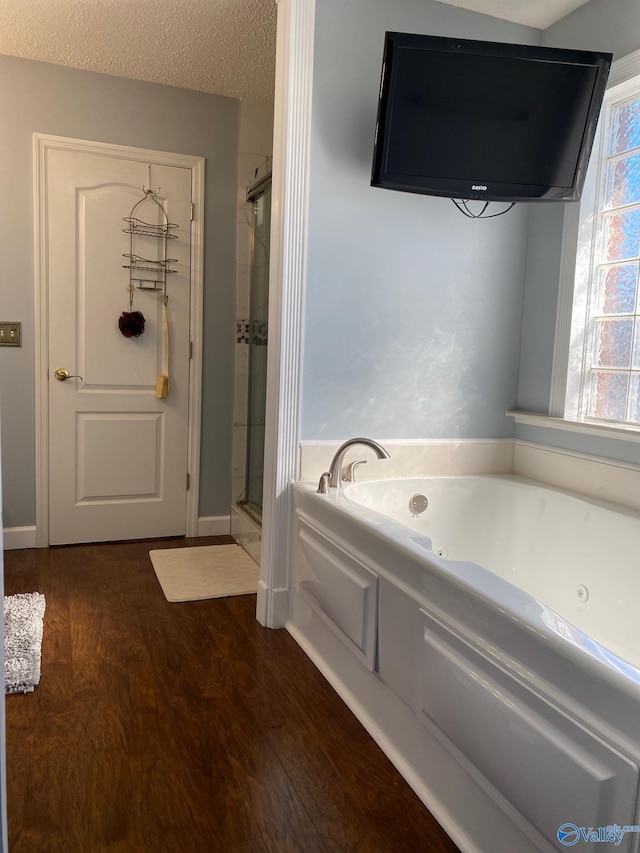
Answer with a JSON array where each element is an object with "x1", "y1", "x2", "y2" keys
[{"x1": 242, "y1": 178, "x2": 271, "y2": 520}]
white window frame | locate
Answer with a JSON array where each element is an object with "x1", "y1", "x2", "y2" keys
[
  {"x1": 566, "y1": 72, "x2": 640, "y2": 423},
  {"x1": 547, "y1": 47, "x2": 640, "y2": 437}
]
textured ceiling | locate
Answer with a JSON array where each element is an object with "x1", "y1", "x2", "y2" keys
[
  {"x1": 0, "y1": 0, "x2": 278, "y2": 103},
  {"x1": 0, "y1": 0, "x2": 591, "y2": 103}
]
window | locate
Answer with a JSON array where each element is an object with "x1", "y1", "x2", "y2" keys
[{"x1": 566, "y1": 66, "x2": 640, "y2": 426}]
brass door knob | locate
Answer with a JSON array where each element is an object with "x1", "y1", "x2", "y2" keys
[{"x1": 54, "y1": 368, "x2": 83, "y2": 382}]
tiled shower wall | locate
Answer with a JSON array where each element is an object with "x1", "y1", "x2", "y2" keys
[{"x1": 231, "y1": 103, "x2": 274, "y2": 507}]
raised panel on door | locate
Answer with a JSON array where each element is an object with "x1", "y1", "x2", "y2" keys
[
  {"x1": 78, "y1": 184, "x2": 161, "y2": 390},
  {"x1": 76, "y1": 413, "x2": 164, "y2": 502}
]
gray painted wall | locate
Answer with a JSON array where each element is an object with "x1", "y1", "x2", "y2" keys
[
  {"x1": 0, "y1": 54, "x2": 239, "y2": 527},
  {"x1": 516, "y1": 203, "x2": 565, "y2": 413},
  {"x1": 516, "y1": 0, "x2": 640, "y2": 454},
  {"x1": 302, "y1": 0, "x2": 540, "y2": 440},
  {"x1": 544, "y1": 0, "x2": 640, "y2": 57}
]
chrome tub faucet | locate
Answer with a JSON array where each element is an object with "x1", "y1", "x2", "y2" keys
[{"x1": 317, "y1": 437, "x2": 390, "y2": 493}]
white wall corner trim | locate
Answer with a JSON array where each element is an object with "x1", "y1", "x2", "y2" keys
[
  {"x1": 257, "y1": 0, "x2": 315, "y2": 629},
  {"x1": 2, "y1": 526, "x2": 37, "y2": 551},
  {"x1": 197, "y1": 515, "x2": 231, "y2": 537}
]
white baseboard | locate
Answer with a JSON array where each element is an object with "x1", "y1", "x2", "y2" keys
[
  {"x1": 196, "y1": 515, "x2": 231, "y2": 537},
  {"x1": 256, "y1": 581, "x2": 289, "y2": 628},
  {"x1": 3, "y1": 526, "x2": 37, "y2": 550},
  {"x1": 4, "y1": 520, "x2": 231, "y2": 549}
]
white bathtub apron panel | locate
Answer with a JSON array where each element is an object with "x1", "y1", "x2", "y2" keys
[
  {"x1": 291, "y1": 478, "x2": 640, "y2": 853},
  {"x1": 297, "y1": 520, "x2": 378, "y2": 670},
  {"x1": 417, "y1": 608, "x2": 638, "y2": 853}
]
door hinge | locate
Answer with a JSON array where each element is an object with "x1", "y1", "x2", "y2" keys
[
  {"x1": 189, "y1": 341, "x2": 193, "y2": 359},
  {"x1": 190, "y1": 202, "x2": 194, "y2": 221},
  {"x1": 186, "y1": 472, "x2": 190, "y2": 490}
]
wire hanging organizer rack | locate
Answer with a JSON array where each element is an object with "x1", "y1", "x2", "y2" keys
[
  {"x1": 122, "y1": 254, "x2": 178, "y2": 292},
  {"x1": 122, "y1": 189, "x2": 178, "y2": 293}
]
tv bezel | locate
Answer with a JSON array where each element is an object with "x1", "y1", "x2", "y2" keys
[{"x1": 371, "y1": 32, "x2": 612, "y2": 203}]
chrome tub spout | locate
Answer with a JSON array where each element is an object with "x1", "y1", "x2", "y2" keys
[{"x1": 327, "y1": 437, "x2": 390, "y2": 489}]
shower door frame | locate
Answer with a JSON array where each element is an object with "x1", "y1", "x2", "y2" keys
[{"x1": 240, "y1": 174, "x2": 272, "y2": 523}]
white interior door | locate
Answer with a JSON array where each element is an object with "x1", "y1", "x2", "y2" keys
[{"x1": 45, "y1": 148, "x2": 193, "y2": 545}]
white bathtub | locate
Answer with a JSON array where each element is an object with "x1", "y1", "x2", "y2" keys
[
  {"x1": 290, "y1": 475, "x2": 640, "y2": 853},
  {"x1": 343, "y1": 475, "x2": 640, "y2": 674}
]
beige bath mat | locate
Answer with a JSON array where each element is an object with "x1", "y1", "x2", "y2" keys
[{"x1": 149, "y1": 545, "x2": 259, "y2": 602}]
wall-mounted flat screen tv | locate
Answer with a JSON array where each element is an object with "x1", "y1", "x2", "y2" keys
[{"x1": 371, "y1": 32, "x2": 612, "y2": 203}]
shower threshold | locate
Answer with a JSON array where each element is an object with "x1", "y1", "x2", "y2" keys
[{"x1": 237, "y1": 501, "x2": 262, "y2": 527}]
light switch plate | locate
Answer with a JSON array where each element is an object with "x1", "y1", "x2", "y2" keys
[{"x1": 0, "y1": 322, "x2": 21, "y2": 347}]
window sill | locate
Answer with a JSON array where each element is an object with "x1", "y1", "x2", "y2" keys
[{"x1": 505, "y1": 410, "x2": 640, "y2": 444}]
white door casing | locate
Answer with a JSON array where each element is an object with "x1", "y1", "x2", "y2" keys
[{"x1": 35, "y1": 136, "x2": 204, "y2": 546}]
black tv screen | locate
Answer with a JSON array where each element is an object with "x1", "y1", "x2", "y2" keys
[{"x1": 371, "y1": 33, "x2": 612, "y2": 203}]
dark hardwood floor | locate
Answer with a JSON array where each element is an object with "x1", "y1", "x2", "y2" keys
[{"x1": 4, "y1": 538, "x2": 459, "y2": 852}]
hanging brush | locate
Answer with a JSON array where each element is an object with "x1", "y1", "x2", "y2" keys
[{"x1": 155, "y1": 295, "x2": 169, "y2": 398}]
